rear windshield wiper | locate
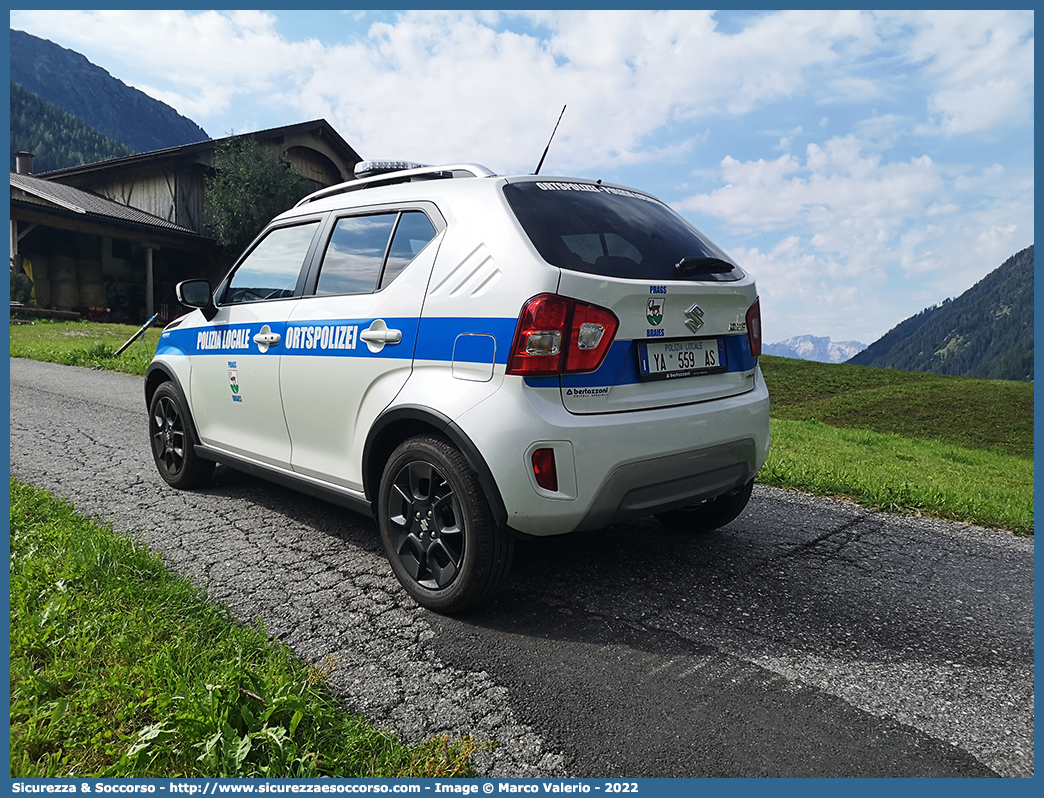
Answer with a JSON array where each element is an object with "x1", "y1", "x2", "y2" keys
[{"x1": 674, "y1": 256, "x2": 735, "y2": 276}]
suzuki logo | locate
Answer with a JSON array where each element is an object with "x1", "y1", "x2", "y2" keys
[{"x1": 685, "y1": 303, "x2": 705, "y2": 333}]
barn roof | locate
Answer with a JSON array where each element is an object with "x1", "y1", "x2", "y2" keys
[
  {"x1": 34, "y1": 118, "x2": 361, "y2": 180},
  {"x1": 11, "y1": 171, "x2": 206, "y2": 239}
]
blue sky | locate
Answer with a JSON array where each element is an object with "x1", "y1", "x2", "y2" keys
[{"x1": 9, "y1": 10, "x2": 1034, "y2": 344}]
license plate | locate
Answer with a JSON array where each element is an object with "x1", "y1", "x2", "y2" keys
[{"x1": 637, "y1": 337, "x2": 727, "y2": 381}]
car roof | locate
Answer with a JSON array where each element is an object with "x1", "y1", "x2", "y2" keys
[
  {"x1": 294, "y1": 163, "x2": 499, "y2": 208},
  {"x1": 274, "y1": 162, "x2": 660, "y2": 223}
]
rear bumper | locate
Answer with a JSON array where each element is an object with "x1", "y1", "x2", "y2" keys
[
  {"x1": 453, "y1": 366, "x2": 771, "y2": 536},
  {"x1": 574, "y1": 438, "x2": 756, "y2": 531}
]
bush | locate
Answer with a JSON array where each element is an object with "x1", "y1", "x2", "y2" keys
[
  {"x1": 11, "y1": 267, "x2": 34, "y2": 305},
  {"x1": 204, "y1": 138, "x2": 312, "y2": 260}
]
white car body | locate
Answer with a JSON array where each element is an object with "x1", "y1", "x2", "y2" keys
[{"x1": 146, "y1": 163, "x2": 770, "y2": 611}]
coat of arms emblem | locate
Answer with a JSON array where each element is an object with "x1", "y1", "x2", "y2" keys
[{"x1": 647, "y1": 297, "x2": 664, "y2": 326}]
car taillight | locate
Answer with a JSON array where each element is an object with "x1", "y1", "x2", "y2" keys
[
  {"x1": 507, "y1": 294, "x2": 618, "y2": 376},
  {"x1": 746, "y1": 297, "x2": 762, "y2": 358}
]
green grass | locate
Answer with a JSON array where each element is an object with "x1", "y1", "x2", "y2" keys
[
  {"x1": 760, "y1": 355, "x2": 1033, "y2": 459},
  {"x1": 9, "y1": 479, "x2": 481, "y2": 778},
  {"x1": 9, "y1": 317, "x2": 161, "y2": 376},
  {"x1": 761, "y1": 419, "x2": 1033, "y2": 535},
  {"x1": 759, "y1": 356, "x2": 1033, "y2": 534}
]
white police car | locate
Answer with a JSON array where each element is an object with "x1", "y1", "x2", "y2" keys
[{"x1": 146, "y1": 161, "x2": 770, "y2": 612}]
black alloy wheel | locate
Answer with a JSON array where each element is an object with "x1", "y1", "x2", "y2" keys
[
  {"x1": 378, "y1": 435, "x2": 512, "y2": 613},
  {"x1": 387, "y1": 459, "x2": 465, "y2": 589},
  {"x1": 148, "y1": 382, "x2": 214, "y2": 489}
]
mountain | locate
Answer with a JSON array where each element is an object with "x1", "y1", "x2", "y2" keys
[
  {"x1": 847, "y1": 245, "x2": 1033, "y2": 381},
  {"x1": 10, "y1": 82, "x2": 135, "y2": 172},
  {"x1": 764, "y1": 335, "x2": 866, "y2": 363},
  {"x1": 10, "y1": 28, "x2": 209, "y2": 154}
]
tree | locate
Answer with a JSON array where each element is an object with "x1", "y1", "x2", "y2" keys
[{"x1": 204, "y1": 137, "x2": 312, "y2": 259}]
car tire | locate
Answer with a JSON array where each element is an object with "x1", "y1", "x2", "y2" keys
[
  {"x1": 655, "y1": 478, "x2": 755, "y2": 533},
  {"x1": 148, "y1": 382, "x2": 215, "y2": 489},
  {"x1": 378, "y1": 435, "x2": 513, "y2": 613}
]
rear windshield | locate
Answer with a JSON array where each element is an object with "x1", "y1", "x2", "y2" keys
[{"x1": 503, "y1": 181, "x2": 742, "y2": 282}]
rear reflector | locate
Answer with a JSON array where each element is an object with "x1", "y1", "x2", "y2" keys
[{"x1": 531, "y1": 448, "x2": 558, "y2": 492}]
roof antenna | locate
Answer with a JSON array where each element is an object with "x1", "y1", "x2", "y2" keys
[{"x1": 534, "y1": 105, "x2": 566, "y2": 175}]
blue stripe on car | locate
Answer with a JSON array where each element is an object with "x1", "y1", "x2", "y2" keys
[{"x1": 157, "y1": 317, "x2": 756, "y2": 386}]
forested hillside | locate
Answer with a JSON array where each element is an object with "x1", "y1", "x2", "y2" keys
[
  {"x1": 10, "y1": 29, "x2": 208, "y2": 153},
  {"x1": 10, "y1": 82, "x2": 134, "y2": 172},
  {"x1": 848, "y1": 246, "x2": 1033, "y2": 381}
]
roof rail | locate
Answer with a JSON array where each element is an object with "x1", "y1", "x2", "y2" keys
[{"x1": 295, "y1": 163, "x2": 497, "y2": 207}]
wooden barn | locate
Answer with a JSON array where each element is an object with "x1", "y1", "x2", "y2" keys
[
  {"x1": 10, "y1": 119, "x2": 363, "y2": 323},
  {"x1": 11, "y1": 172, "x2": 216, "y2": 324}
]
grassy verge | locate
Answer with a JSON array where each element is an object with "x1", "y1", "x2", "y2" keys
[
  {"x1": 760, "y1": 355, "x2": 1032, "y2": 459},
  {"x1": 9, "y1": 479, "x2": 480, "y2": 778},
  {"x1": 761, "y1": 418, "x2": 1033, "y2": 535},
  {"x1": 9, "y1": 317, "x2": 161, "y2": 376}
]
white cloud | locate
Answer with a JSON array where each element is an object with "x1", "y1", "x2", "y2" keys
[
  {"x1": 12, "y1": 9, "x2": 1030, "y2": 159},
  {"x1": 730, "y1": 228, "x2": 991, "y2": 344},
  {"x1": 678, "y1": 128, "x2": 1033, "y2": 341},
  {"x1": 727, "y1": 238, "x2": 892, "y2": 343},
  {"x1": 924, "y1": 77, "x2": 1031, "y2": 137},
  {"x1": 818, "y1": 76, "x2": 886, "y2": 104},
  {"x1": 12, "y1": 9, "x2": 323, "y2": 121},
  {"x1": 769, "y1": 126, "x2": 804, "y2": 151},
  {"x1": 925, "y1": 202, "x2": 960, "y2": 216},
  {"x1": 280, "y1": 9, "x2": 887, "y2": 171},
  {"x1": 11, "y1": 9, "x2": 888, "y2": 173},
  {"x1": 895, "y1": 10, "x2": 1035, "y2": 135},
  {"x1": 852, "y1": 114, "x2": 911, "y2": 152},
  {"x1": 678, "y1": 135, "x2": 943, "y2": 242}
]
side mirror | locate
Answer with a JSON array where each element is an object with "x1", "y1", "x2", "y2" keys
[{"x1": 176, "y1": 279, "x2": 217, "y2": 320}]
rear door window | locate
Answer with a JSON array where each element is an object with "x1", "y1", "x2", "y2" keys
[
  {"x1": 316, "y1": 214, "x2": 397, "y2": 295},
  {"x1": 503, "y1": 181, "x2": 742, "y2": 282},
  {"x1": 382, "y1": 211, "x2": 438, "y2": 287},
  {"x1": 314, "y1": 210, "x2": 438, "y2": 296}
]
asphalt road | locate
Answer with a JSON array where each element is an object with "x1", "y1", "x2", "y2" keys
[{"x1": 9, "y1": 358, "x2": 1034, "y2": 777}]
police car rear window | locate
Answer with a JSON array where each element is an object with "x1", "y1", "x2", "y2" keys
[{"x1": 503, "y1": 181, "x2": 742, "y2": 282}]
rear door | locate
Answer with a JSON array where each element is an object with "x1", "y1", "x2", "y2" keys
[
  {"x1": 279, "y1": 206, "x2": 443, "y2": 491},
  {"x1": 503, "y1": 179, "x2": 760, "y2": 414}
]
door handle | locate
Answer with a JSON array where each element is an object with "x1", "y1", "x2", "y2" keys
[
  {"x1": 253, "y1": 325, "x2": 281, "y2": 353},
  {"x1": 360, "y1": 320, "x2": 402, "y2": 353},
  {"x1": 359, "y1": 329, "x2": 402, "y2": 344}
]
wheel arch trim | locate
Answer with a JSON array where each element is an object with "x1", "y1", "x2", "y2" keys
[
  {"x1": 145, "y1": 362, "x2": 201, "y2": 442},
  {"x1": 363, "y1": 405, "x2": 508, "y2": 528}
]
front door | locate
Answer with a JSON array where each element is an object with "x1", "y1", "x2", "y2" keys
[{"x1": 189, "y1": 219, "x2": 321, "y2": 468}]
